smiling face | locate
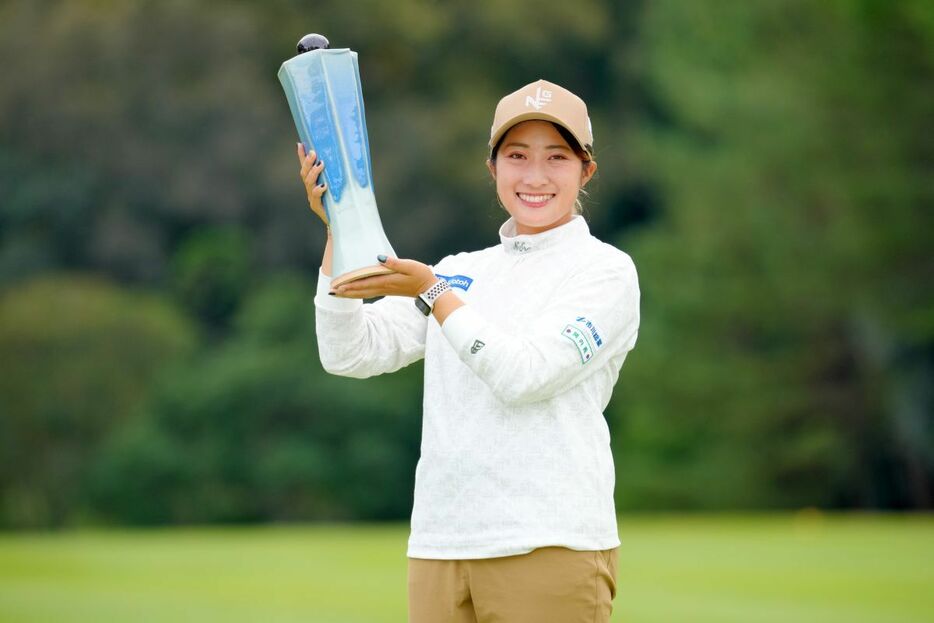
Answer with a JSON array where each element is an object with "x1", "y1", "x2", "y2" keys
[{"x1": 487, "y1": 120, "x2": 597, "y2": 236}]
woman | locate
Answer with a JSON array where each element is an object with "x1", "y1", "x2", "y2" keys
[{"x1": 297, "y1": 79, "x2": 640, "y2": 623}]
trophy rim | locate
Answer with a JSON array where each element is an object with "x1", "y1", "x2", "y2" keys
[{"x1": 330, "y1": 264, "x2": 395, "y2": 289}]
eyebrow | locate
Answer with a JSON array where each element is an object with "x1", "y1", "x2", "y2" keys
[{"x1": 503, "y1": 142, "x2": 573, "y2": 151}]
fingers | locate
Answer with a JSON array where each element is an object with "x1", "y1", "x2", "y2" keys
[
  {"x1": 377, "y1": 255, "x2": 419, "y2": 274},
  {"x1": 295, "y1": 144, "x2": 329, "y2": 226},
  {"x1": 329, "y1": 258, "x2": 437, "y2": 299},
  {"x1": 300, "y1": 151, "x2": 321, "y2": 179},
  {"x1": 306, "y1": 167, "x2": 327, "y2": 202},
  {"x1": 297, "y1": 144, "x2": 325, "y2": 183},
  {"x1": 330, "y1": 287, "x2": 368, "y2": 299},
  {"x1": 310, "y1": 181, "x2": 326, "y2": 199},
  {"x1": 299, "y1": 151, "x2": 327, "y2": 199},
  {"x1": 303, "y1": 161, "x2": 325, "y2": 188},
  {"x1": 330, "y1": 273, "x2": 401, "y2": 298},
  {"x1": 378, "y1": 257, "x2": 439, "y2": 295}
]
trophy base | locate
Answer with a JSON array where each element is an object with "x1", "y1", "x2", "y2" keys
[{"x1": 331, "y1": 264, "x2": 395, "y2": 289}]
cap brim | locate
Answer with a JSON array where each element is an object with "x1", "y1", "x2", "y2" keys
[{"x1": 489, "y1": 111, "x2": 591, "y2": 157}]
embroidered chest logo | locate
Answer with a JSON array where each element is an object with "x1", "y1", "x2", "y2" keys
[
  {"x1": 513, "y1": 241, "x2": 531, "y2": 253},
  {"x1": 524, "y1": 86, "x2": 553, "y2": 110},
  {"x1": 470, "y1": 340, "x2": 485, "y2": 354}
]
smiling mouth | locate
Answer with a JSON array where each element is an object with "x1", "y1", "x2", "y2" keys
[{"x1": 517, "y1": 193, "x2": 554, "y2": 207}]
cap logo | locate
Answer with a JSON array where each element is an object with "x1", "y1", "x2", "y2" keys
[{"x1": 524, "y1": 86, "x2": 552, "y2": 110}]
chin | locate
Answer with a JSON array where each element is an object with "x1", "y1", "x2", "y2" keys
[{"x1": 511, "y1": 209, "x2": 572, "y2": 234}]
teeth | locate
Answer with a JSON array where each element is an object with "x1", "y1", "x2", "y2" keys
[{"x1": 518, "y1": 193, "x2": 552, "y2": 203}]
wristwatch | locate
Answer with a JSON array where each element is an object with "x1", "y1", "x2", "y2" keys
[{"x1": 415, "y1": 279, "x2": 451, "y2": 316}]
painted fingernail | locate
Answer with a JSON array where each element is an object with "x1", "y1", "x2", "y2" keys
[
  {"x1": 317, "y1": 183, "x2": 325, "y2": 188},
  {"x1": 377, "y1": 254, "x2": 387, "y2": 263},
  {"x1": 328, "y1": 291, "x2": 336, "y2": 296}
]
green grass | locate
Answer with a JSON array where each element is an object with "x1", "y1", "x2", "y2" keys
[{"x1": 0, "y1": 513, "x2": 931, "y2": 622}]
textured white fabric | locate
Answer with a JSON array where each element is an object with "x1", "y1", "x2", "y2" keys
[{"x1": 314, "y1": 215, "x2": 640, "y2": 559}]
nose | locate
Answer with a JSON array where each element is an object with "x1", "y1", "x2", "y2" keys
[{"x1": 521, "y1": 159, "x2": 549, "y2": 187}]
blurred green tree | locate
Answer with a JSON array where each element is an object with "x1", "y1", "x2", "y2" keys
[
  {"x1": 171, "y1": 226, "x2": 252, "y2": 332},
  {"x1": 610, "y1": 0, "x2": 933, "y2": 510},
  {"x1": 89, "y1": 275, "x2": 424, "y2": 524},
  {"x1": 0, "y1": 0, "x2": 311, "y2": 285},
  {"x1": 0, "y1": 275, "x2": 196, "y2": 527}
]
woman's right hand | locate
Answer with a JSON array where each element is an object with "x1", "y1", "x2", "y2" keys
[{"x1": 296, "y1": 142, "x2": 329, "y2": 228}]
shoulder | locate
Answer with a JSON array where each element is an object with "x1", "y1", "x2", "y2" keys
[
  {"x1": 577, "y1": 234, "x2": 639, "y2": 285},
  {"x1": 431, "y1": 242, "x2": 500, "y2": 273},
  {"x1": 542, "y1": 236, "x2": 640, "y2": 308}
]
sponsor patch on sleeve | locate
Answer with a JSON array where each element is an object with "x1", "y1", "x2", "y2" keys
[
  {"x1": 575, "y1": 316, "x2": 604, "y2": 348},
  {"x1": 560, "y1": 316, "x2": 605, "y2": 364},
  {"x1": 435, "y1": 273, "x2": 473, "y2": 291}
]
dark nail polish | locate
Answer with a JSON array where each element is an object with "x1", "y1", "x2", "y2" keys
[
  {"x1": 377, "y1": 254, "x2": 387, "y2": 263},
  {"x1": 328, "y1": 292, "x2": 336, "y2": 296}
]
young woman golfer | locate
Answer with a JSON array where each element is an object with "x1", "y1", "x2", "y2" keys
[{"x1": 297, "y1": 79, "x2": 640, "y2": 623}]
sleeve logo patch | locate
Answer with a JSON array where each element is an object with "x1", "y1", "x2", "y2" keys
[
  {"x1": 470, "y1": 339, "x2": 485, "y2": 354},
  {"x1": 561, "y1": 317, "x2": 605, "y2": 365},
  {"x1": 435, "y1": 273, "x2": 474, "y2": 291},
  {"x1": 562, "y1": 325, "x2": 595, "y2": 364},
  {"x1": 574, "y1": 316, "x2": 604, "y2": 348}
]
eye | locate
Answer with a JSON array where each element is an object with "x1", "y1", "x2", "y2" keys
[
  {"x1": 507, "y1": 152, "x2": 526, "y2": 160},
  {"x1": 549, "y1": 153, "x2": 569, "y2": 160}
]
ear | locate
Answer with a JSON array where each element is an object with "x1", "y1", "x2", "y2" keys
[
  {"x1": 486, "y1": 158, "x2": 496, "y2": 180},
  {"x1": 580, "y1": 161, "x2": 597, "y2": 188}
]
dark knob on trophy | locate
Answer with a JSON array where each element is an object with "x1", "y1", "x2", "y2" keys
[{"x1": 297, "y1": 33, "x2": 330, "y2": 54}]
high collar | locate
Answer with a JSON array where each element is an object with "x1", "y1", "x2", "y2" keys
[{"x1": 499, "y1": 215, "x2": 590, "y2": 256}]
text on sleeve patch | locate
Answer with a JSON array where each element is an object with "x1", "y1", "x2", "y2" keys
[{"x1": 561, "y1": 316, "x2": 605, "y2": 365}]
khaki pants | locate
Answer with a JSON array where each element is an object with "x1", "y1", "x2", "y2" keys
[{"x1": 408, "y1": 546, "x2": 618, "y2": 623}]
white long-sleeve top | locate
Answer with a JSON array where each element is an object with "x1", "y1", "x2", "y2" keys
[{"x1": 314, "y1": 215, "x2": 640, "y2": 559}]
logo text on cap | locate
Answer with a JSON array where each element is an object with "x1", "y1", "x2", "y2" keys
[{"x1": 525, "y1": 87, "x2": 552, "y2": 110}]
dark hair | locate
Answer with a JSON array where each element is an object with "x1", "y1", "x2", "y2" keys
[{"x1": 490, "y1": 122, "x2": 593, "y2": 166}]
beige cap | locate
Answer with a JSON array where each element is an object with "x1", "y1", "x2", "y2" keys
[{"x1": 489, "y1": 79, "x2": 593, "y2": 158}]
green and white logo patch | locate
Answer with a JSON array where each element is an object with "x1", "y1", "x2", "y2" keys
[{"x1": 561, "y1": 324, "x2": 596, "y2": 364}]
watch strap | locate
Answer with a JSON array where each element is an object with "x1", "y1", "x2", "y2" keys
[{"x1": 416, "y1": 279, "x2": 450, "y2": 315}]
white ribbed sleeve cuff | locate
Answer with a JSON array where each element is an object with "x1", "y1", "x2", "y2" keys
[{"x1": 314, "y1": 268, "x2": 362, "y2": 312}]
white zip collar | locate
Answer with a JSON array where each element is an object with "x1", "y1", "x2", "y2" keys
[{"x1": 499, "y1": 215, "x2": 590, "y2": 256}]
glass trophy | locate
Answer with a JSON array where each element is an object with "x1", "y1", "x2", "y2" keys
[{"x1": 278, "y1": 34, "x2": 396, "y2": 288}]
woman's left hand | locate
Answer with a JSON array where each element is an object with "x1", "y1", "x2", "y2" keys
[{"x1": 330, "y1": 255, "x2": 438, "y2": 299}]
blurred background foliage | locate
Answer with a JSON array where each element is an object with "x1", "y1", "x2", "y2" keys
[{"x1": 0, "y1": 0, "x2": 931, "y2": 528}]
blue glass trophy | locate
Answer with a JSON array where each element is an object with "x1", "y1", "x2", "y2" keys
[{"x1": 278, "y1": 34, "x2": 396, "y2": 288}]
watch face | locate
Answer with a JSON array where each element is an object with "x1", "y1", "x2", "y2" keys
[{"x1": 415, "y1": 296, "x2": 431, "y2": 316}]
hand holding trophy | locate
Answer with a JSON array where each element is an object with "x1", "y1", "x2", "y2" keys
[
  {"x1": 279, "y1": 34, "x2": 396, "y2": 288},
  {"x1": 296, "y1": 142, "x2": 329, "y2": 227}
]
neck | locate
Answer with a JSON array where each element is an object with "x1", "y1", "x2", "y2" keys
[{"x1": 514, "y1": 212, "x2": 575, "y2": 236}]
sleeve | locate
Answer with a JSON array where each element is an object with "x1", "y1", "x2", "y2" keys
[
  {"x1": 314, "y1": 268, "x2": 428, "y2": 378},
  {"x1": 439, "y1": 258, "x2": 639, "y2": 406}
]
